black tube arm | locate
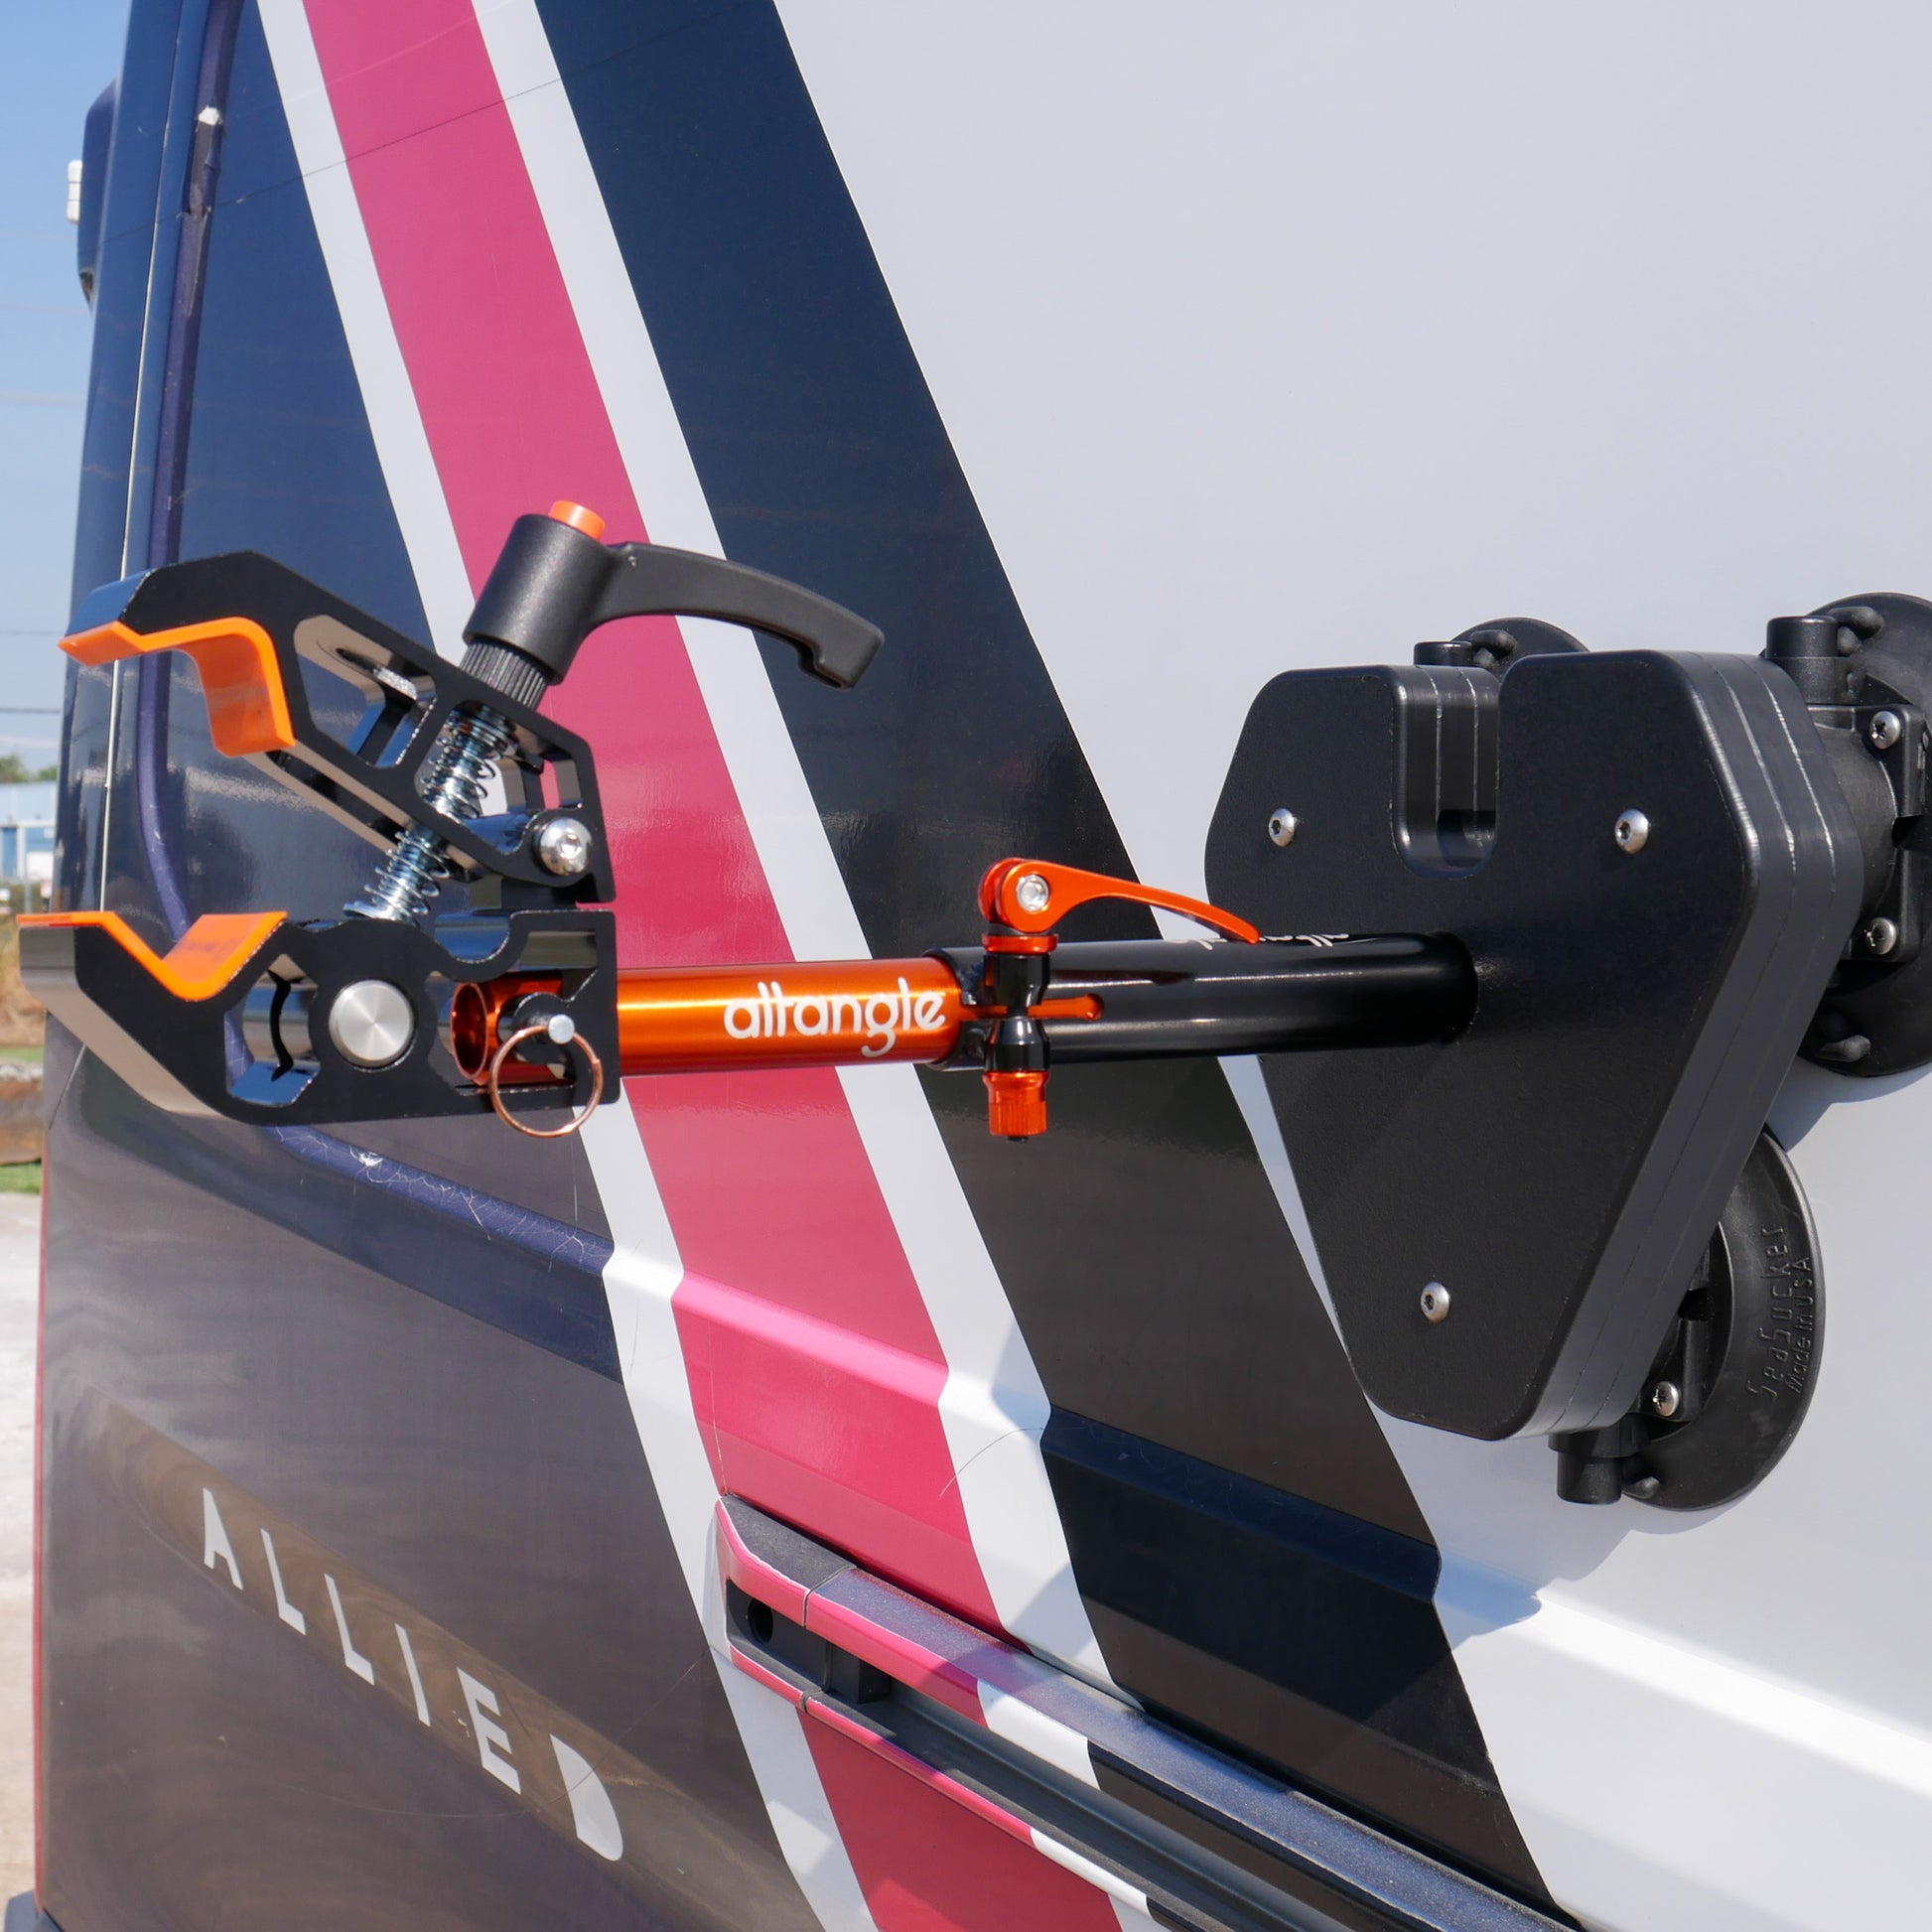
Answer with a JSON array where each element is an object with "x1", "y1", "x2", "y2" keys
[{"x1": 933, "y1": 935, "x2": 1476, "y2": 1067}]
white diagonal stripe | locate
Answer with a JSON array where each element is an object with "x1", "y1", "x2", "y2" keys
[
  {"x1": 471, "y1": 0, "x2": 1110, "y2": 1691},
  {"x1": 257, "y1": 0, "x2": 474, "y2": 650}
]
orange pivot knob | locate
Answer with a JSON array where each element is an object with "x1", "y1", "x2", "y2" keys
[
  {"x1": 549, "y1": 499, "x2": 607, "y2": 540},
  {"x1": 984, "y1": 1068, "x2": 1048, "y2": 1140}
]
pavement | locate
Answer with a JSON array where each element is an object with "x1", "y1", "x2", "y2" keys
[{"x1": 0, "y1": 1195, "x2": 38, "y2": 1903}]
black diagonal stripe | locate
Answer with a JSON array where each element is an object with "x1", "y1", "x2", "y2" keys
[{"x1": 537, "y1": 0, "x2": 1550, "y2": 1901}]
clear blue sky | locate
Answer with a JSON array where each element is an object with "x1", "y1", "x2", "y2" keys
[{"x1": 1, "y1": 1, "x2": 133, "y2": 743}]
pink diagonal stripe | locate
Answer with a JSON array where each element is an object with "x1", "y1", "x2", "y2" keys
[{"x1": 302, "y1": 0, "x2": 999, "y2": 1636}]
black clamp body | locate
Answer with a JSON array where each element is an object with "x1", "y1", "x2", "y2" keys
[
  {"x1": 79, "y1": 552, "x2": 620, "y2": 904},
  {"x1": 32, "y1": 905, "x2": 621, "y2": 1128},
  {"x1": 27, "y1": 515, "x2": 885, "y2": 1129},
  {"x1": 30, "y1": 550, "x2": 621, "y2": 1126}
]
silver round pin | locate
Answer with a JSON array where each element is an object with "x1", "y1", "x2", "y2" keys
[{"x1": 326, "y1": 979, "x2": 416, "y2": 1068}]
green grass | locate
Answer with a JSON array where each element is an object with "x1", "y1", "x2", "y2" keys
[
  {"x1": 0, "y1": 1163, "x2": 42, "y2": 1194},
  {"x1": 0, "y1": 1046, "x2": 40, "y2": 1064}
]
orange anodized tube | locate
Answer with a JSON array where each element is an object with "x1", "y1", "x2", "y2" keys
[
  {"x1": 614, "y1": 958, "x2": 970, "y2": 1071},
  {"x1": 452, "y1": 957, "x2": 971, "y2": 1082}
]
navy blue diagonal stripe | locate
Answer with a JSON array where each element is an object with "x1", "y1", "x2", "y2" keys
[{"x1": 531, "y1": 0, "x2": 1554, "y2": 1903}]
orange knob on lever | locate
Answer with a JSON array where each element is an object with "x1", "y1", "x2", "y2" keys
[{"x1": 974, "y1": 859, "x2": 1260, "y2": 1140}]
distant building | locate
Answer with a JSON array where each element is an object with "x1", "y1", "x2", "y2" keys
[{"x1": 0, "y1": 784, "x2": 56, "y2": 905}]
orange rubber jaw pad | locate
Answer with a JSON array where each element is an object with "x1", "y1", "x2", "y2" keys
[
  {"x1": 62, "y1": 618, "x2": 295, "y2": 758},
  {"x1": 20, "y1": 908, "x2": 287, "y2": 1001}
]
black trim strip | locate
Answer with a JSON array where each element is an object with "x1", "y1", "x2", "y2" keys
[{"x1": 722, "y1": 1497, "x2": 1568, "y2": 1932}]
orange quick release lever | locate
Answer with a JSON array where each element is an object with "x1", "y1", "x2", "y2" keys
[
  {"x1": 978, "y1": 859, "x2": 1262, "y2": 943},
  {"x1": 974, "y1": 860, "x2": 1259, "y2": 1138}
]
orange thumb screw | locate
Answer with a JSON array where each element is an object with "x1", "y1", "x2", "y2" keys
[{"x1": 984, "y1": 1069, "x2": 1049, "y2": 1140}]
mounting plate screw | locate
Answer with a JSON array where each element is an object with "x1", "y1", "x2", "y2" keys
[
  {"x1": 1013, "y1": 872, "x2": 1051, "y2": 915},
  {"x1": 1268, "y1": 808, "x2": 1299, "y2": 848},
  {"x1": 1868, "y1": 709, "x2": 1904, "y2": 752},
  {"x1": 534, "y1": 815, "x2": 595, "y2": 878},
  {"x1": 1649, "y1": 1379, "x2": 1681, "y2": 1419},
  {"x1": 1420, "y1": 1282, "x2": 1450, "y2": 1323},
  {"x1": 1614, "y1": 809, "x2": 1650, "y2": 854},
  {"x1": 1864, "y1": 917, "x2": 1899, "y2": 957}
]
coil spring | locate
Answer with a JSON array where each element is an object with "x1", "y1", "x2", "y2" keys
[{"x1": 345, "y1": 706, "x2": 514, "y2": 923}]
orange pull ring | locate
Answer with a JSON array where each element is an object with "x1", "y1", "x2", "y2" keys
[
  {"x1": 487, "y1": 1019, "x2": 606, "y2": 1139},
  {"x1": 978, "y1": 858, "x2": 1260, "y2": 944}
]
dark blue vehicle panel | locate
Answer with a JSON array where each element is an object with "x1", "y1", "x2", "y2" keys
[{"x1": 39, "y1": 5, "x2": 816, "y2": 1921}]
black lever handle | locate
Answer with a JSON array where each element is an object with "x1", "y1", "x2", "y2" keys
[
  {"x1": 596, "y1": 543, "x2": 880, "y2": 688},
  {"x1": 463, "y1": 505, "x2": 883, "y2": 705}
]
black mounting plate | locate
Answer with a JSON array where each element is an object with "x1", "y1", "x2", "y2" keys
[{"x1": 1205, "y1": 649, "x2": 1860, "y2": 1440}]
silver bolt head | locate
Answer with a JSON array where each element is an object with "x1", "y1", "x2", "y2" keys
[
  {"x1": 545, "y1": 1013, "x2": 577, "y2": 1045},
  {"x1": 1869, "y1": 709, "x2": 1904, "y2": 752},
  {"x1": 1014, "y1": 872, "x2": 1051, "y2": 915},
  {"x1": 1864, "y1": 916, "x2": 1899, "y2": 956},
  {"x1": 534, "y1": 815, "x2": 595, "y2": 878},
  {"x1": 1268, "y1": 808, "x2": 1299, "y2": 849},
  {"x1": 1420, "y1": 1282, "x2": 1451, "y2": 1323},
  {"x1": 1649, "y1": 1379, "x2": 1681, "y2": 1419},
  {"x1": 326, "y1": 979, "x2": 416, "y2": 1068},
  {"x1": 1614, "y1": 809, "x2": 1650, "y2": 854}
]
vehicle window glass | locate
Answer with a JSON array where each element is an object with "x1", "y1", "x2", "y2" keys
[{"x1": 160, "y1": 0, "x2": 430, "y2": 922}]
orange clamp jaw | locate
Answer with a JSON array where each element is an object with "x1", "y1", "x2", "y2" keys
[
  {"x1": 20, "y1": 908, "x2": 288, "y2": 1001},
  {"x1": 60, "y1": 618, "x2": 295, "y2": 759}
]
